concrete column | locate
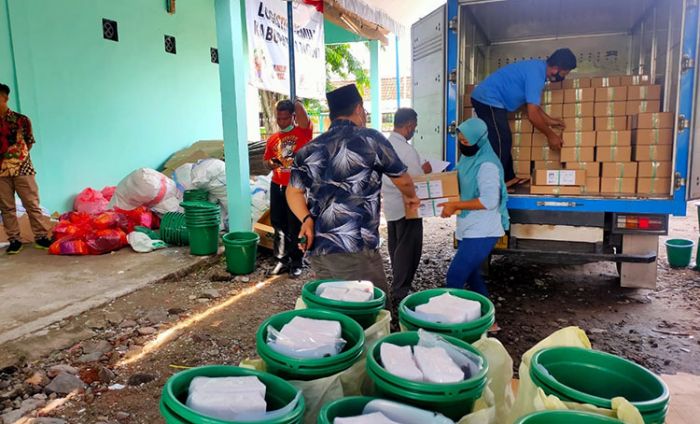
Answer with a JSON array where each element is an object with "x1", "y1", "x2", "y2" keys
[
  {"x1": 215, "y1": 0, "x2": 251, "y2": 231},
  {"x1": 369, "y1": 39, "x2": 381, "y2": 131}
]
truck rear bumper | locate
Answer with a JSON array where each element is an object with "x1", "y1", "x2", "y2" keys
[{"x1": 492, "y1": 248, "x2": 656, "y2": 264}]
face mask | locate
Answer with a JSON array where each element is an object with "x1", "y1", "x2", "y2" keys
[
  {"x1": 459, "y1": 143, "x2": 480, "y2": 157},
  {"x1": 549, "y1": 72, "x2": 565, "y2": 83},
  {"x1": 280, "y1": 124, "x2": 295, "y2": 133}
]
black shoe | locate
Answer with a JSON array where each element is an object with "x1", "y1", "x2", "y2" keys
[
  {"x1": 34, "y1": 237, "x2": 53, "y2": 250},
  {"x1": 6, "y1": 240, "x2": 23, "y2": 255},
  {"x1": 289, "y1": 266, "x2": 303, "y2": 278},
  {"x1": 267, "y1": 262, "x2": 289, "y2": 276}
]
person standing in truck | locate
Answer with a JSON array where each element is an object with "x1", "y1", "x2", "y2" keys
[{"x1": 470, "y1": 48, "x2": 577, "y2": 188}]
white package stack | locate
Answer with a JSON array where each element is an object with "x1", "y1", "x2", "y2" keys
[
  {"x1": 269, "y1": 317, "x2": 344, "y2": 359},
  {"x1": 186, "y1": 376, "x2": 267, "y2": 421},
  {"x1": 316, "y1": 280, "x2": 374, "y2": 302},
  {"x1": 380, "y1": 343, "x2": 424, "y2": 382},
  {"x1": 334, "y1": 412, "x2": 402, "y2": 424},
  {"x1": 414, "y1": 293, "x2": 481, "y2": 324},
  {"x1": 413, "y1": 346, "x2": 464, "y2": 383}
]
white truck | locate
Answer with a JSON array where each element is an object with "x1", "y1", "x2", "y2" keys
[{"x1": 411, "y1": 0, "x2": 700, "y2": 288}]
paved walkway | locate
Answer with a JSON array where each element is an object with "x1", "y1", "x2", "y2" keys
[{"x1": 0, "y1": 247, "x2": 212, "y2": 345}]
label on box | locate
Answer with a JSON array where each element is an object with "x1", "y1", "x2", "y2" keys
[
  {"x1": 546, "y1": 170, "x2": 577, "y2": 186},
  {"x1": 417, "y1": 198, "x2": 447, "y2": 218},
  {"x1": 415, "y1": 180, "x2": 444, "y2": 199}
]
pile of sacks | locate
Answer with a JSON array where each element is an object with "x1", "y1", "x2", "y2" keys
[
  {"x1": 186, "y1": 376, "x2": 267, "y2": 421},
  {"x1": 316, "y1": 281, "x2": 375, "y2": 302},
  {"x1": 267, "y1": 317, "x2": 346, "y2": 359},
  {"x1": 409, "y1": 293, "x2": 481, "y2": 324},
  {"x1": 109, "y1": 168, "x2": 182, "y2": 215}
]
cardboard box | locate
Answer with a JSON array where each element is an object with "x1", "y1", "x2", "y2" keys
[
  {"x1": 592, "y1": 76, "x2": 622, "y2": 88},
  {"x1": 595, "y1": 116, "x2": 628, "y2": 131},
  {"x1": 534, "y1": 160, "x2": 563, "y2": 170},
  {"x1": 562, "y1": 131, "x2": 596, "y2": 148},
  {"x1": 253, "y1": 210, "x2": 275, "y2": 250},
  {"x1": 600, "y1": 177, "x2": 636, "y2": 194},
  {"x1": 620, "y1": 75, "x2": 652, "y2": 86},
  {"x1": 411, "y1": 172, "x2": 460, "y2": 200},
  {"x1": 597, "y1": 146, "x2": 632, "y2": 162},
  {"x1": 637, "y1": 178, "x2": 672, "y2": 195},
  {"x1": 602, "y1": 162, "x2": 638, "y2": 178},
  {"x1": 564, "y1": 88, "x2": 595, "y2": 103},
  {"x1": 534, "y1": 169, "x2": 586, "y2": 186},
  {"x1": 596, "y1": 130, "x2": 632, "y2": 147},
  {"x1": 627, "y1": 85, "x2": 661, "y2": 100},
  {"x1": 511, "y1": 146, "x2": 532, "y2": 162},
  {"x1": 633, "y1": 145, "x2": 674, "y2": 161},
  {"x1": 594, "y1": 102, "x2": 627, "y2": 117},
  {"x1": 561, "y1": 147, "x2": 595, "y2": 162},
  {"x1": 563, "y1": 102, "x2": 595, "y2": 118},
  {"x1": 634, "y1": 128, "x2": 673, "y2": 145},
  {"x1": 512, "y1": 132, "x2": 533, "y2": 147},
  {"x1": 530, "y1": 185, "x2": 587, "y2": 195},
  {"x1": 531, "y1": 146, "x2": 561, "y2": 161},
  {"x1": 595, "y1": 87, "x2": 628, "y2": 102},
  {"x1": 563, "y1": 78, "x2": 592, "y2": 89},
  {"x1": 406, "y1": 196, "x2": 460, "y2": 219},
  {"x1": 545, "y1": 81, "x2": 563, "y2": 90},
  {"x1": 632, "y1": 112, "x2": 675, "y2": 129},
  {"x1": 563, "y1": 117, "x2": 595, "y2": 132},
  {"x1": 626, "y1": 100, "x2": 661, "y2": 115},
  {"x1": 531, "y1": 133, "x2": 549, "y2": 147},
  {"x1": 514, "y1": 160, "x2": 532, "y2": 177},
  {"x1": 510, "y1": 119, "x2": 534, "y2": 134},
  {"x1": 565, "y1": 161, "x2": 601, "y2": 177},
  {"x1": 542, "y1": 90, "x2": 565, "y2": 104},
  {"x1": 638, "y1": 161, "x2": 673, "y2": 178},
  {"x1": 585, "y1": 177, "x2": 601, "y2": 194},
  {"x1": 542, "y1": 103, "x2": 564, "y2": 117}
]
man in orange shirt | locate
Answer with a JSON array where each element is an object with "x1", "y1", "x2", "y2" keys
[{"x1": 263, "y1": 99, "x2": 313, "y2": 277}]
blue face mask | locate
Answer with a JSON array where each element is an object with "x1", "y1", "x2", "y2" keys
[{"x1": 281, "y1": 124, "x2": 295, "y2": 133}]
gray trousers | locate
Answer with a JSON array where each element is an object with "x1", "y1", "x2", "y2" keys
[{"x1": 309, "y1": 249, "x2": 391, "y2": 308}]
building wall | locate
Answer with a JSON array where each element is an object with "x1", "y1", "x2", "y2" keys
[{"x1": 0, "y1": 0, "x2": 223, "y2": 212}]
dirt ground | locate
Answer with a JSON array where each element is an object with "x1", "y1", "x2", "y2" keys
[{"x1": 1, "y1": 204, "x2": 699, "y2": 423}]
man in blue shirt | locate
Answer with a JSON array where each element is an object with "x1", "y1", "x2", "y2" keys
[
  {"x1": 470, "y1": 48, "x2": 577, "y2": 187},
  {"x1": 286, "y1": 84, "x2": 420, "y2": 307}
]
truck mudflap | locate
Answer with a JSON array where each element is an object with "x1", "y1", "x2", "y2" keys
[{"x1": 491, "y1": 248, "x2": 657, "y2": 264}]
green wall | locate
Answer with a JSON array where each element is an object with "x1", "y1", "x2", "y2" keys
[
  {"x1": 0, "y1": 0, "x2": 223, "y2": 212},
  {"x1": 0, "y1": 0, "x2": 18, "y2": 110}
]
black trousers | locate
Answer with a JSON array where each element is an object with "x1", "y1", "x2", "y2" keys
[
  {"x1": 472, "y1": 98, "x2": 516, "y2": 181},
  {"x1": 269, "y1": 182, "x2": 303, "y2": 267},
  {"x1": 387, "y1": 218, "x2": 423, "y2": 303}
]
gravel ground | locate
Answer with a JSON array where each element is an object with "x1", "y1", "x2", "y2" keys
[{"x1": 0, "y1": 208, "x2": 699, "y2": 423}]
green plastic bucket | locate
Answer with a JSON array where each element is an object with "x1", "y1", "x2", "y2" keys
[
  {"x1": 399, "y1": 288, "x2": 495, "y2": 343},
  {"x1": 160, "y1": 365, "x2": 305, "y2": 424},
  {"x1": 530, "y1": 347, "x2": 669, "y2": 424},
  {"x1": 665, "y1": 238, "x2": 695, "y2": 268},
  {"x1": 366, "y1": 331, "x2": 489, "y2": 420},
  {"x1": 188, "y1": 225, "x2": 219, "y2": 256},
  {"x1": 223, "y1": 232, "x2": 260, "y2": 275},
  {"x1": 183, "y1": 189, "x2": 209, "y2": 202},
  {"x1": 256, "y1": 309, "x2": 365, "y2": 381},
  {"x1": 161, "y1": 213, "x2": 189, "y2": 246},
  {"x1": 317, "y1": 396, "x2": 447, "y2": 424},
  {"x1": 514, "y1": 411, "x2": 623, "y2": 424},
  {"x1": 301, "y1": 280, "x2": 386, "y2": 329}
]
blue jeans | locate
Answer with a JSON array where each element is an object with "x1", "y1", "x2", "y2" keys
[{"x1": 445, "y1": 237, "x2": 499, "y2": 297}]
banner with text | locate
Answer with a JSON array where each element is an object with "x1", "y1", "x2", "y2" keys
[{"x1": 246, "y1": 0, "x2": 326, "y2": 100}]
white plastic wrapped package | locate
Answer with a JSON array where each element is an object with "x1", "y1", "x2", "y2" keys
[
  {"x1": 251, "y1": 174, "x2": 271, "y2": 223},
  {"x1": 380, "y1": 343, "x2": 424, "y2": 382},
  {"x1": 267, "y1": 317, "x2": 346, "y2": 359},
  {"x1": 109, "y1": 168, "x2": 182, "y2": 214},
  {"x1": 418, "y1": 329, "x2": 483, "y2": 380},
  {"x1": 316, "y1": 281, "x2": 375, "y2": 302},
  {"x1": 172, "y1": 163, "x2": 195, "y2": 192},
  {"x1": 186, "y1": 376, "x2": 267, "y2": 421},
  {"x1": 334, "y1": 412, "x2": 401, "y2": 424},
  {"x1": 411, "y1": 293, "x2": 482, "y2": 324},
  {"x1": 363, "y1": 399, "x2": 455, "y2": 424},
  {"x1": 414, "y1": 346, "x2": 464, "y2": 383}
]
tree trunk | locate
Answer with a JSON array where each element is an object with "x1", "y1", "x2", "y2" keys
[{"x1": 259, "y1": 90, "x2": 283, "y2": 139}]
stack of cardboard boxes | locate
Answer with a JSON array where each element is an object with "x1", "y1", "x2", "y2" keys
[{"x1": 507, "y1": 75, "x2": 674, "y2": 196}]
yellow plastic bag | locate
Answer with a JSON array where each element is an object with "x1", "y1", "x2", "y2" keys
[
  {"x1": 240, "y1": 358, "x2": 366, "y2": 424},
  {"x1": 507, "y1": 326, "x2": 644, "y2": 424}
]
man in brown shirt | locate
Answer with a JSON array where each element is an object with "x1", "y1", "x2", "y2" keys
[{"x1": 0, "y1": 83, "x2": 52, "y2": 254}]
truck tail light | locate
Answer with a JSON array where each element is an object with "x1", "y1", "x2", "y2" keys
[{"x1": 616, "y1": 214, "x2": 665, "y2": 231}]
